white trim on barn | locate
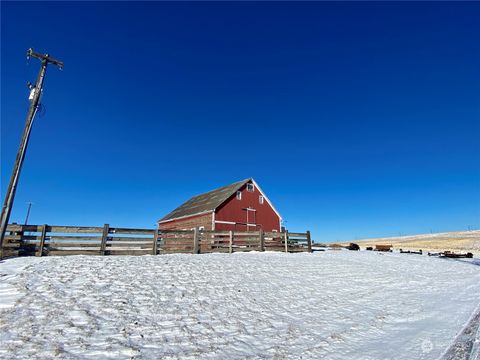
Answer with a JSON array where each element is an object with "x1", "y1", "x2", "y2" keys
[
  {"x1": 215, "y1": 220, "x2": 259, "y2": 227},
  {"x1": 158, "y1": 210, "x2": 214, "y2": 224},
  {"x1": 250, "y1": 179, "x2": 282, "y2": 221}
]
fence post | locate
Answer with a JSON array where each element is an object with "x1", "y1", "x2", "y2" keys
[
  {"x1": 229, "y1": 230, "x2": 233, "y2": 253},
  {"x1": 100, "y1": 223, "x2": 109, "y2": 255},
  {"x1": 152, "y1": 229, "x2": 159, "y2": 255},
  {"x1": 37, "y1": 224, "x2": 47, "y2": 257},
  {"x1": 193, "y1": 227, "x2": 199, "y2": 254},
  {"x1": 306, "y1": 230, "x2": 312, "y2": 253},
  {"x1": 259, "y1": 229, "x2": 264, "y2": 252},
  {"x1": 284, "y1": 230, "x2": 289, "y2": 253}
]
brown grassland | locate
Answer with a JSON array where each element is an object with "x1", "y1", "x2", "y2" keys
[{"x1": 340, "y1": 230, "x2": 480, "y2": 255}]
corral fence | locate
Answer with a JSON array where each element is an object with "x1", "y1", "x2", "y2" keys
[{"x1": 1, "y1": 223, "x2": 312, "y2": 258}]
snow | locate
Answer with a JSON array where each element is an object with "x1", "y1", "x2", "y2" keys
[
  {"x1": 0, "y1": 258, "x2": 35, "y2": 310},
  {"x1": 440, "y1": 301, "x2": 480, "y2": 360},
  {"x1": 0, "y1": 251, "x2": 479, "y2": 359}
]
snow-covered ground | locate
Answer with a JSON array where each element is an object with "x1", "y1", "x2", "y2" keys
[{"x1": 0, "y1": 251, "x2": 479, "y2": 359}]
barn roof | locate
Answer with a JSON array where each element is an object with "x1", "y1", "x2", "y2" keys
[{"x1": 159, "y1": 178, "x2": 252, "y2": 223}]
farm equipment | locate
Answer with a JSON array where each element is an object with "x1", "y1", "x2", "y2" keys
[
  {"x1": 374, "y1": 244, "x2": 392, "y2": 252},
  {"x1": 400, "y1": 249, "x2": 423, "y2": 255},
  {"x1": 346, "y1": 243, "x2": 360, "y2": 251},
  {"x1": 439, "y1": 251, "x2": 473, "y2": 259}
]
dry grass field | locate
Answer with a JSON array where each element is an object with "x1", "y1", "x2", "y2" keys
[{"x1": 340, "y1": 230, "x2": 480, "y2": 255}]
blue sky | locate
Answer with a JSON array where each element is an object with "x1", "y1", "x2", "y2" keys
[{"x1": 1, "y1": 2, "x2": 479, "y2": 242}]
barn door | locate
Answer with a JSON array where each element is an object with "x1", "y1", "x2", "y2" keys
[{"x1": 245, "y1": 208, "x2": 256, "y2": 231}]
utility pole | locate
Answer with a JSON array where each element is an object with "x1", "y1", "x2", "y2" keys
[
  {"x1": 24, "y1": 202, "x2": 33, "y2": 225},
  {"x1": 0, "y1": 49, "x2": 63, "y2": 257}
]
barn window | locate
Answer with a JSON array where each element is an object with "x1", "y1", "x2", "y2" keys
[
  {"x1": 247, "y1": 183, "x2": 254, "y2": 192},
  {"x1": 236, "y1": 191, "x2": 242, "y2": 200},
  {"x1": 259, "y1": 195, "x2": 264, "y2": 204}
]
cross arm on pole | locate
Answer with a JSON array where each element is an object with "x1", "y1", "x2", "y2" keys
[{"x1": 27, "y1": 48, "x2": 64, "y2": 70}]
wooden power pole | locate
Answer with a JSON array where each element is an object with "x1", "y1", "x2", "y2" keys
[
  {"x1": 0, "y1": 49, "x2": 63, "y2": 257},
  {"x1": 24, "y1": 202, "x2": 33, "y2": 225}
]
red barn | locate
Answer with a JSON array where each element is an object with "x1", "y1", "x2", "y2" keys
[{"x1": 158, "y1": 178, "x2": 282, "y2": 232}]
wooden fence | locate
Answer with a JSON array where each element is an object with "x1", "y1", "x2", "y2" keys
[{"x1": 1, "y1": 224, "x2": 312, "y2": 258}]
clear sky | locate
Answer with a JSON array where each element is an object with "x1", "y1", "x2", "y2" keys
[{"x1": 1, "y1": 2, "x2": 479, "y2": 242}]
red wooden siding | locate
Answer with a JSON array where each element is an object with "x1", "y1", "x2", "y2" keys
[
  {"x1": 214, "y1": 183, "x2": 281, "y2": 232},
  {"x1": 159, "y1": 212, "x2": 213, "y2": 231}
]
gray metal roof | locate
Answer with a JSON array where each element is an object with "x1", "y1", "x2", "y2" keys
[{"x1": 159, "y1": 178, "x2": 252, "y2": 222}]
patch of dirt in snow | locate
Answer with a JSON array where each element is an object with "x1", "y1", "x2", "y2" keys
[{"x1": 0, "y1": 252, "x2": 479, "y2": 359}]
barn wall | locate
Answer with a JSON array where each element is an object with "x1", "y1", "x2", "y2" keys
[
  {"x1": 215, "y1": 182, "x2": 281, "y2": 232},
  {"x1": 159, "y1": 212, "x2": 213, "y2": 231}
]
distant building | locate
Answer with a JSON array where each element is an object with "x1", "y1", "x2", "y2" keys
[{"x1": 158, "y1": 178, "x2": 282, "y2": 232}]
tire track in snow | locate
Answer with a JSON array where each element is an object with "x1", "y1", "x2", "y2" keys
[{"x1": 441, "y1": 304, "x2": 480, "y2": 360}]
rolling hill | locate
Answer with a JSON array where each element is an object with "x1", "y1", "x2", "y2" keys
[{"x1": 340, "y1": 230, "x2": 480, "y2": 255}]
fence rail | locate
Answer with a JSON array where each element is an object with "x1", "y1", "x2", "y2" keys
[{"x1": 1, "y1": 224, "x2": 311, "y2": 258}]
